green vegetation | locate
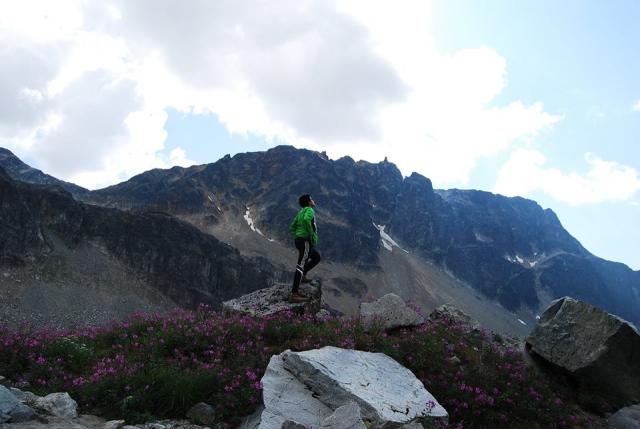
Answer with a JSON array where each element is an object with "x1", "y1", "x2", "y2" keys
[{"x1": 0, "y1": 306, "x2": 603, "y2": 428}]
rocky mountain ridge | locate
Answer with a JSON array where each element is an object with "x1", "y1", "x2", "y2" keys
[
  {"x1": 0, "y1": 166, "x2": 280, "y2": 328},
  {"x1": 84, "y1": 146, "x2": 640, "y2": 327},
  {"x1": 1, "y1": 145, "x2": 638, "y2": 330}
]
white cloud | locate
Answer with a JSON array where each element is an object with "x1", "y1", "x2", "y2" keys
[
  {"x1": 1, "y1": 0, "x2": 561, "y2": 189},
  {"x1": 633, "y1": 100, "x2": 640, "y2": 112},
  {"x1": 494, "y1": 149, "x2": 640, "y2": 205}
]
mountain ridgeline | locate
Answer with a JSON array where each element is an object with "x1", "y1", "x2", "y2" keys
[
  {"x1": 1, "y1": 146, "x2": 638, "y2": 329},
  {"x1": 0, "y1": 164, "x2": 279, "y2": 327}
]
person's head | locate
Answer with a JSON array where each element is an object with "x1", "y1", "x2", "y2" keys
[{"x1": 298, "y1": 194, "x2": 315, "y2": 207}]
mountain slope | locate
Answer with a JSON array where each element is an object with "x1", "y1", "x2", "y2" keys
[
  {"x1": 0, "y1": 166, "x2": 280, "y2": 328},
  {"x1": 84, "y1": 146, "x2": 640, "y2": 327}
]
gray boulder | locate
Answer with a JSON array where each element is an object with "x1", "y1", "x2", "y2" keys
[
  {"x1": 280, "y1": 346, "x2": 447, "y2": 428},
  {"x1": 223, "y1": 282, "x2": 321, "y2": 317},
  {"x1": 428, "y1": 305, "x2": 479, "y2": 330},
  {"x1": 359, "y1": 293, "x2": 424, "y2": 331},
  {"x1": 609, "y1": 404, "x2": 640, "y2": 429},
  {"x1": 34, "y1": 392, "x2": 78, "y2": 418},
  {"x1": 320, "y1": 402, "x2": 366, "y2": 429},
  {"x1": 1, "y1": 385, "x2": 21, "y2": 423},
  {"x1": 526, "y1": 297, "x2": 640, "y2": 408},
  {"x1": 186, "y1": 402, "x2": 216, "y2": 426},
  {"x1": 1, "y1": 385, "x2": 37, "y2": 423}
]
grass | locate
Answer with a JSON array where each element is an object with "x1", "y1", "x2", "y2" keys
[{"x1": 0, "y1": 305, "x2": 607, "y2": 428}]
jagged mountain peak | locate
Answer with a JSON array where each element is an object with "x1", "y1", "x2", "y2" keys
[{"x1": 1, "y1": 145, "x2": 638, "y2": 330}]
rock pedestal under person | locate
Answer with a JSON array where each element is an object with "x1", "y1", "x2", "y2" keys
[{"x1": 288, "y1": 194, "x2": 321, "y2": 303}]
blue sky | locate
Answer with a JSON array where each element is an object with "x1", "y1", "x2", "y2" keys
[
  {"x1": 1, "y1": 1, "x2": 638, "y2": 268},
  {"x1": 162, "y1": 1, "x2": 640, "y2": 269},
  {"x1": 432, "y1": 0, "x2": 640, "y2": 268}
]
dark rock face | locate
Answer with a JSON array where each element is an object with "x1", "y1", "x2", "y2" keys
[
  {"x1": 0, "y1": 167, "x2": 279, "y2": 311},
  {"x1": 526, "y1": 297, "x2": 640, "y2": 409},
  {"x1": 1, "y1": 146, "x2": 640, "y2": 324},
  {"x1": 0, "y1": 147, "x2": 88, "y2": 197},
  {"x1": 75, "y1": 145, "x2": 640, "y2": 327}
]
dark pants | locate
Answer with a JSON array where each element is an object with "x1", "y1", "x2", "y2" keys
[{"x1": 292, "y1": 237, "x2": 321, "y2": 293}]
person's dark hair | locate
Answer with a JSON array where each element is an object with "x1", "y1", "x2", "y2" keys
[{"x1": 298, "y1": 194, "x2": 312, "y2": 207}]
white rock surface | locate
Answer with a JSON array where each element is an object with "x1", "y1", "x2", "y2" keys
[
  {"x1": 104, "y1": 420, "x2": 126, "y2": 429},
  {"x1": 270, "y1": 346, "x2": 447, "y2": 428},
  {"x1": 258, "y1": 353, "x2": 333, "y2": 429},
  {"x1": 359, "y1": 293, "x2": 425, "y2": 331}
]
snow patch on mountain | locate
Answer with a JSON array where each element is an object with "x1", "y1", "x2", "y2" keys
[
  {"x1": 373, "y1": 224, "x2": 409, "y2": 253},
  {"x1": 244, "y1": 208, "x2": 264, "y2": 236},
  {"x1": 504, "y1": 253, "x2": 546, "y2": 268}
]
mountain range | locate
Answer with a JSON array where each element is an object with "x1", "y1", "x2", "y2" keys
[{"x1": 1, "y1": 146, "x2": 638, "y2": 334}]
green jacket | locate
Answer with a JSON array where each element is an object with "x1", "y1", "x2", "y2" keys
[{"x1": 289, "y1": 207, "x2": 318, "y2": 245}]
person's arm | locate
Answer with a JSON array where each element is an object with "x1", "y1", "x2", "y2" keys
[
  {"x1": 302, "y1": 208, "x2": 318, "y2": 245},
  {"x1": 288, "y1": 215, "x2": 297, "y2": 237}
]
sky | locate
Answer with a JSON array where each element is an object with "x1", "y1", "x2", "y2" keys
[{"x1": 0, "y1": 1, "x2": 638, "y2": 269}]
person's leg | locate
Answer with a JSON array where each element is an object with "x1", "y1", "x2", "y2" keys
[
  {"x1": 302, "y1": 246, "x2": 321, "y2": 275},
  {"x1": 291, "y1": 238, "x2": 307, "y2": 294}
]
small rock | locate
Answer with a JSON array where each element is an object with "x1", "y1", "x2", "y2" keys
[
  {"x1": 446, "y1": 356, "x2": 462, "y2": 366},
  {"x1": 146, "y1": 423, "x2": 166, "y2": 429},
  {"x1": 320, "y1": 402, "x2": 366, "y2": 429},
  {"x1": 104, "y1": 419, "x2": 126, "y2": 429},
  {"x1": 238, "y1": 405, "x2": 263, "y2": 429},
  {"x1": 186, "y1": 402, "x2": 216, "y2": 426},
  {"x1": 0, "y1": 376, "x2": 8, "y2": 386},
  {"x1": 315, "y1": 309, "x2": 331, "y2": 319},
  {"x1": 14, "y1": 380, "x2": 30, "y2": 389},
  {"x1": 281, "y1": 420, "x2": 307, "y2": 429},
  {"x1": 359, "y1": 293, "x2": 425, "y2": 331},
  {"x1": 35, "y1": 392, "x2": 78, "y2": 418},
  {"x1": 428, "y1": 305, "x2": 479, "y2": 330},
  {"x1": 608, "y1": 404, "x2": 640, "y2": 429}
]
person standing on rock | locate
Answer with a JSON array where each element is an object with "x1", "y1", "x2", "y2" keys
[{"x1": 288, "y1": 194, "x2": 321, "y2": 303}]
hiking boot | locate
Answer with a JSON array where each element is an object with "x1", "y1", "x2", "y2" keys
[
  {"x1": 288, "y1": 292, "x2": 308, "y2": 303},
  {"x1": 301, "y1": 276, "x2": 313, "y2": 284}
]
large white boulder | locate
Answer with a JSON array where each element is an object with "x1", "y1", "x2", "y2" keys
[
  {"x1": 359, "y1": 294, "x2": 424, "y2": 331},
  {"x1": 258, "y1": 353, "x2": 333, "y2": 429},
  {"x1": 258, "y1": 346, "x2": 447, "y2": 429}
]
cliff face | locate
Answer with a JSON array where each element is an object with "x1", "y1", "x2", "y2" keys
[
  {"x1": 0, "y1": 166, "x2": 280, "y2": 327},
  {"x1": 81, "y1": 146, "x2": 640, "y2": 326},
  {"x1": 2, "y1": 145, "x2": 639, "y2": 329}
]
